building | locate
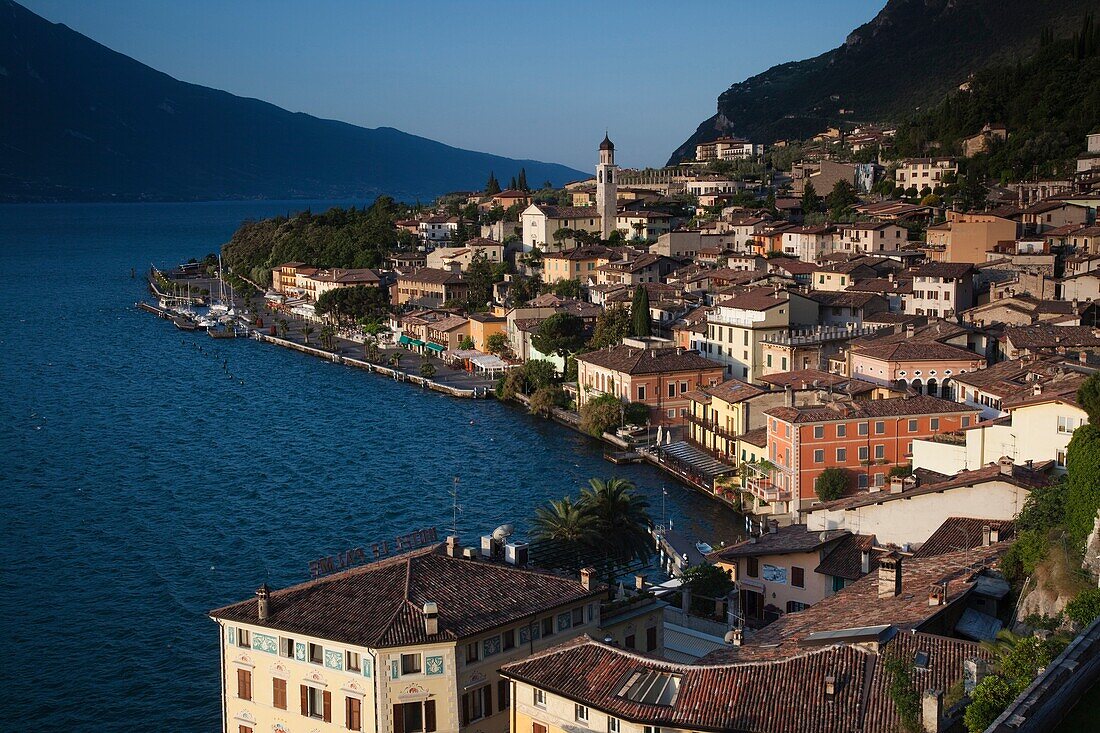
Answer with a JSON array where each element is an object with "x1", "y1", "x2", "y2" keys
[
  {"x1": 791, "y1": 160, "x2": 857, "y2": 197},
  {"x1": 779, "y1": 225, "x2": 835, "y2": 261},
  {"x1": 418, "y1": 215, "x2": 461, "y2": 242},
  {"x1": 209, "y1": 540, "x2": 605, "y2": 733},
  {"x1": 1001, "y1": 324, "x2": 1100, "y2": 360},
  {"x1": 575, "y1": 338, "x2": 725, "y2": 426},
  {"x1": 596, "y1": 134, "x2": 617, "y2": 239},
  {"x1": 752, "y1": 395, "x2": 980, "y2": 511},
  {"x1": 760, "y1": 326, "x2": 888, "y2": 376},
  {"x1": 904, "y1": 262, "x2": 975, "y2": 319},
  {"x1": 694, "y1": 136, "x2": 761, "y2": 162},
  {"x1": 595, "y1": 252, "x2": 679, "y2": 287},
  {"x1": 394, "y1": 269, "x2": 469, "y2": 308},
  {"x1": 425, "y1": 239, "x2": 504, "y2": 271},
  {"x1": 272, "y1": 262, "x2": 308, "y2": 294},
  {"x1": 520, "y1": 204, "x2": 602, "y2": 252},
  {"x1": 466, "y1": 312, "x2": 507, "y2": 353},
  {"x1": 834, "y1": 222, "x2": 908, "y2": 255},
  {"x1": 894, "y1": 157, "x2": 958, "y2": 192},
  {"x1": 806, "y1": 291, "x2": 888, "y2": 327},
  {"x1": 697, "y1": 289, "x2": 819, "y2": 381},
  {"x1": 614, "y1": 210, "x2": 672, "y2": 242},
  {"x1": 962, "y1": 123, "x2": 1007, "y2": 157},
  {"x1": 849, "y1": 335, "x2": 985, "y2": 399},
  {"x1": 540, "y1": 245, "x2": 614, "y2": 285},
  {"x1": 925, "y1": 212, "x2": 1017, "y2": 263},
  {"x1": 684, "y1": 379, "x2": 786, "y2": 463}
]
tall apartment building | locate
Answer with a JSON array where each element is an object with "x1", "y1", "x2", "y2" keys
[{"x1": 894, "y1": 157, "x2": 958, "y2": 191}]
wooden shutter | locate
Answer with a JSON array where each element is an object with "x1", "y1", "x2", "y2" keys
[
  {"x1": 273, "y1": 678, "x2": 287, "y2": 710},
  {"x1": 301, "y1": 685, "x2": 309, "y2": 715},
  {"x1": 425, "y1": 699, "x2": 437, "y2": 732},
  {"x1": 347, "y1": 697, "x2": 362, "y2": 731},
  {"x1": 237, "y1": 669, "x2": 251, "y2": 700},
  {"x1": 483, "y1": 685, "x2": 492, "y2": 715},
  {"x1": 393, "y1": 703, "x2": 405, "y2": 733},
  {"x1": 323, "y1": 690, "x2": 332, "y2": 723},
  {"x1": 498, "y1": 680, "x2": 509, "y2": 712},
  {"x1": 461, "y1": 692, "x2": 470, "y2": 725}
]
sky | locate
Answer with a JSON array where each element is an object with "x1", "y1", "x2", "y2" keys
[{"x1": 22, "y1": 0, "x2": 884, "y2": 171}]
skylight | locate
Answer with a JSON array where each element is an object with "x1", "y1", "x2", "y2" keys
[{"x1": 618, "y1": 670, "x2": 682, "y2": 706}]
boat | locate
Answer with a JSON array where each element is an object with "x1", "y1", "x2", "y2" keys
[
  {"x1": 695, "y1": 541, "x2": 714, "y2": 555},
  {"x1": 173, "y1": 316, "x2": 199, "y2": 331}
]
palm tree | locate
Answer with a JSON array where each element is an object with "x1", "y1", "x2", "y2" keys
[
  {"x1": 530, "y1": 497, "x2": 599, "y2": 569},
  {"x1": 364, "y1": 335, "x2": 380, "y2": 363},
  {"x1": 275, "y1": 319, "x2": 289, "y2": 339},
  {"x1": 301, "y1": 324, "x2": 315, "y2": 344},
  {"x1": 580, "y1": 478, "x2": 654, "y2": 569}
]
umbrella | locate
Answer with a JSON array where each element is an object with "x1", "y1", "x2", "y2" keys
[{"x1": 655, "y1": 425, "x2": 664, "y2": 446}]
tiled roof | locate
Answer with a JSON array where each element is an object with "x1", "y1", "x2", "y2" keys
[
  {"x1": 576, "y1": 345, "x2": 722, "y2": 376},
  {"x1": 210, "y1": 544, "x2": 601, "y2": 648},
  {"x1": 708, "y1": 525, "x2": 849, "y2": 560},
  {"x1": 913, "y1": 518, "x2": 1016, "y2": 558},
  {"x1": 764, "y1": 395, "x2": 977, "y2": 424},
  {"x1": 399, "y1": 268, "x2": 466, "y2": 285},
  {"x1": 713, "y1": 287, "x2": 788, "y2": 312},
  {"x1": 910, "y1": 262, "x2": 976, "y2": 279},
  {"x1": 1000, "y1": 370, "x2": 1088, "y2": 411},
  {"x1": 948, "y1": 355, "x2": 1063, "y2": 394},
  {"x1": 686, "y1": 378, "x2": 767, "y2": 405},
  {"x1": 814, "y1": 534, "x2": 878, "y2": 580},
  {"x1": 806, "y1": 290, "x2": 885, "y2": 309},
  {"x1": 811, "y1": 462, "x2": 1051, "y2": 513},
  {"x1": 545, "y1": 245, "x2": 614, "y2": 261},
  {"x1": 1004, "y1": 325, "x2": 1100, "y2": 350},
  {"x1": 702, "y1": 544, "x2": 1006, "y2": 663},
  {"x1": 853, "y1": 339, "x2": 981, "y2": 363},
  {"x1": 738, "y1": 426, "x2": 768, "y2": 447},
  {"x1": 532, "y1": 204, "x2": 603, "y2": 219},
  {"x1": 758, "y1": 370, "x2": 852, "y2": 390}
]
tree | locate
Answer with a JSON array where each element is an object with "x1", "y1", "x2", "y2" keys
[
  {"x1": 801, "y1": 181, "x2": 823, "y2": 215},
  {"x1": 550, "y1": 278, "x2": 582, "y2": 298},
  {"x1": 681, "y1": 563, "x2": 735, "y2": 616},
  {"x1": 580, "y1": 393, "x2": 626, "y2": 437},
  {"x1": 530, "y1": 497, "x2": 598, "y2": 569},
  {"x1": 630, "y1": 285, "x2": 651, "y2": 337},
  {"x1": 465, "y1": 250, "x2": 502, "y2": 310},
  {"x1": 509, "y1": 175, "x2": 517, "y2": 190},
  {"x1": 419, "y1": 359, "x2": 436, "y2": 379},
  {"x1": 965, "y1": 634, "x2": 1067, "y2": 732},
  {"x1": 458, "y1": 336, "x2": 475, "y2": 350},
  {"x1": 485, "y1": 171, "x2": 501, "y2": 195},
  {"x1": 1078, "y1": 373, "x2": 1100, "y2": 424},
  {"x1": 1063, "y1": 423, "x2": 1100, "y2": 543},
  {"x1": 825, "y1": 179, "x2": 858, "y2": 216},
  {"x1": 517, "y1": 168, "x2": 528, "y2": 191},
  {"x1": 523, "y1": 360, "x2": 558, "y2": 391},
  {"x1": 486, "y1": 333, "x2": 510, "y2": 357},
  {"x1": 301, "y1": 324, "x2": 315, "y2": 344},
  {"x1": 580, "y1": 477, "x2": 654, "y2": 570},
  {"x1": 314, "y1": 285, "x2": 390, "y2": 325},
  {"x1": 529, "y1": 385, "x2": 568, "y2": 416},
  {"x1": 815, "y1": 467, "x2": 849, "y2": 502},
  {"x1": 1065, "y1": 587, "x2": 1100, "y2": 628},
  {"x1": 532, "y1": 313, "x2": 587, "y2": 358},
  {"x1": 275, "y1": 319, "x2": 289, "y2": 338},
  {"x1": 588, "y1": 305, "x2": 632, "y2": 349}
]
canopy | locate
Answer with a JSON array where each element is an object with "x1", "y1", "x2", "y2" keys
[{"x1": 426, "y1": 342, "x2": 445, "y2": 353}]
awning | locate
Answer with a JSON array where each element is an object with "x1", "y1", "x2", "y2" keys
[
  {"x1": 426, "y1": 342, "x2": 445, "y2": 353},
  {"x1": 398, "y1": 334, "x2": 413, "y2": 345}
]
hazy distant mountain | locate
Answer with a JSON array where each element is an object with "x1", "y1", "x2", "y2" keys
[
  {"x1": 668, "y1": 0, "x2": 1095, "y2": 163},
  {"x1": 0, "y1": 1, "x2": 585, "y2": 202}
]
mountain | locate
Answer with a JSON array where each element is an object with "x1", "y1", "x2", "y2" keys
[
  {"x1": 668, "y1": 0, "x2": 1095, "y2": 164},
  {"x1": 0, "y1": 1, "x2": 585, "y2": 203}
]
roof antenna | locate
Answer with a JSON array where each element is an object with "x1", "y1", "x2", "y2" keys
[{"x1": 451, "y1": 476, "x2": 460, "y2": 537}]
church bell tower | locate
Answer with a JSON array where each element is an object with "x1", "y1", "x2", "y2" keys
[{"x1": 596, "y1": 133, "x2": 617, "y2": 240}]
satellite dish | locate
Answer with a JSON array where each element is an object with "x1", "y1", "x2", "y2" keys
[{"x1": 492, "y1": 524, "x2": 515, "y2": 541}]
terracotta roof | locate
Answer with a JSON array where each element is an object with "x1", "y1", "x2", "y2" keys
[
  {"x1": 399, "y1": 268, "x2": 466, "y2": 285},
  {"x1": 576, "y1": 346, "x2": 722, "y2": 376},
  {"x1": 910, "y1": 262, "x2": 976, "y2": 279},
  {"x1": 713, "y1": 287, "x2": 788, "y2": 312},
  {"x1": 806, "y1": 290, "x2": 885, "y2": 309},
  {"x1": 545, "y1": 245, "x2": 614, "y2": 261},
  {"x1": 210, "y1": 544, "x2": 601, "y2": 648},
  {"x1": 913, "y1": 518, "x2": 1016, "y2": 558},
  {"x1": 853, "y1": 339, "x2": 981, "y2": 363},
  {"x1": 709, "y1": 525, "x2": 849, "y2": 561},
  {"x1": 764, "y1": 395, "x2": 977, "y2": 425},
  {"x1": 1004, "y1": 325, "x2": 1100, "y2": 350},
  {"x1": 814, "y1": 534, "x2": 879, "y2": 580},
  {"x1": 739, "y1": 426, "x2": 768, "y2": 447},
  {"x1": 948, "y1": 355, "x2": 1063, "y2": 394},
  {"x1": 532, "y1": 204, "x2": 602, "y2": 219},
  {"x1": 758, "y1": 369, "x2": 852, "y2": 390},
  {"x1": 1000, "y1": 370, "x2": 1089, "y2": 411},
  {"x1": 686, "y1": 378, "x2": 767, "y2": 405}
]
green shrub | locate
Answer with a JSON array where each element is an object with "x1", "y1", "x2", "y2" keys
[
  {"x1": 815, "y1": 467, "x2": 850, "y2": 502},
  {"x1": 1065, "y1": 588, "x2": 1100, "y2": 629},
  {"x1": 1001, "y1": 529, "x2": 1051, "y2": 583}
]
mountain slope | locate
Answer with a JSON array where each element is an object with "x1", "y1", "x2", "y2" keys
[
  {"x1": 668, "y1": 0, "x2": 1094, "y2": 164},
  {"x1": 0, "y1": 1, "x2": 584, "y2": 202}
]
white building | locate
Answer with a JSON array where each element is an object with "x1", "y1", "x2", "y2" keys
[
  {"x1": 519, "y1": 204, "x2": 601, "y2": 252},
  {"x1": 596, "y1": 134, "x2": 618, "y2": 239},
  {"x1": 894, "y1": 157, "x2": 958, "y2": 192},
  {"x1": 697, "y1": 289, "x2": 818, "y2": 380},
  {"x1": 418, "y1": 215, "x2": 460, "y2": 242}
]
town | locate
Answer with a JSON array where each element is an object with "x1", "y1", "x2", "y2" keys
[{"x1": 189, "y1": 117, "x2": 1100, "y2": 733}]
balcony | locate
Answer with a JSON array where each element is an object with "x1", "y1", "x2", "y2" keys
[{"x1": 743, "y1": 462, "x2": 792, "y2": 503}]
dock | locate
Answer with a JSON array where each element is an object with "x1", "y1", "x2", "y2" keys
[{"x1": 654, "y1": 527, "x2": 709, "y2": 577}]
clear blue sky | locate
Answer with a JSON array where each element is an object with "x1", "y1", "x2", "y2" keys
[{"x1": 23, "y1": 0, "x2": 884, "y2": 171}]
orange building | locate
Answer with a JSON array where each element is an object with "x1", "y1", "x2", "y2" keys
[{"x1": 747, "y1": 395, "x2": 980, "y2": 512}]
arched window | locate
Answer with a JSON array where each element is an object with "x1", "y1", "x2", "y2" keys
[
  {"x1": 608, "y1": 170, "x2": 614, "y2": 184},
  {"x1": 598, "y1": 170, "x2": 602, "y2": 183}
]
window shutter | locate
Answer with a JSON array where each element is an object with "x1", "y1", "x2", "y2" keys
[
  {"x1": 498, "y1": 680, "x2": 508, "y2": 712},
  {"x1": 273, "y1": 678, "x2": 286, "y2": 710},
  {"x1": 425, "y1": 699, "x2": 437, "y2": 732},
  {"x1": 323, "y1": 690, "x2": 332, "y2": 723},
  {"x1": 301, "y1": 685, "x2": 309, "y2": 716},
  {"x1": 461, "y1": 693, "x2": 470, "y2": 726},
  {"x1": 393, "y1": 703, "x2": 405, "y2": 733}
]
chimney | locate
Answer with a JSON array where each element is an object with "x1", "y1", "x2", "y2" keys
[
  {"x1": 878, "y1": 554, "x2": 903, "y2": 599},
  {"x1": 446, "y1": 535, "x2": 460, "y2": 557},
  {"x1": 256, "y1": 584, "x2": 271, "y2": 621},
  {"x1": 990, "y1": 527, "x2": 1000, "y2": 543},
  {"x1": 635, "y1": 574, "x2": 646, "y2": 591},
  {"x1": 1032, "y1": 383, "x2": 1042, "y2": 396},
  {"x1": 999, "y1": 457, "x2": 1014, "y2": 476},
  {"x1": 922, "y1": 689, "x2": 943, "y2": 733},
  {"x1": 824, "y1": 675, "x2": 836, "y2": 701},
  {"x1": 726, "y1": 627, "x2": 744, "y2": 646},
  {"x1": 963, "y1": 658, "x2": 988, "y2": 694},
  {"x1": 905, "y1": 323, "x2": 915, "y2": 338},
  {"x1": 580, "y1": 567, "x2": 596, "y2": 591},
  {"x1": 889, "y1": 477, "x2": 905, "y2": 494},
  {"x1": 423, "y1": 601, "x2": 439, "y2": 636},
  {"x1": 784, "y1": 385, "x2": 794, "y2": 406},
  {"x1": 982, "y1": 525, "x2": 992, "y2": 547},
  {"x1": 928, "y1": 584, "x2": 945, "y2": 607},
  {"x1": 860, "y1": 550, "x2": 871, "y2": 575},
  {"x1": 768, "y1": 520, "x2": 779, "y2": 534}
]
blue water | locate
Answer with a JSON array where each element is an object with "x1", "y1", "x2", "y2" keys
[{"x1": 0, "y1": 202, "x2": 742, "y2": 731}]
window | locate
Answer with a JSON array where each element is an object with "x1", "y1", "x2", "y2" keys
[
  {"x1": 787, "y1": 600, "x2": 809, "y2": 613},
  {"x1": 858, "y1": 446, "x2": 869, "y2": 461},
  {"x1": 394, "y1": 700, "x2": 436, "y2": 733},
  {"x1": 279, "y1": 636, "x2": 294, "y2": 658},
  {"x1": 625, "y1": 633, "x2": 636, "y2": 649},
  {"x1": 272, "y1": 677, "x2": 287, "y2": 710},
  {"x1": 534, "y1": 724, "x2": 548, "y2": 733},
  {"x1": 875, "y1": 473, "x2": 886, "y2": 487},
  {"x1": 667, "y1": 409, "x2": 675, "y2": 418},
  {"x1": 347, "y1": 651, "x2": 361, "y2": 672},
  {"x1": 644, "y1": 727, "x2": 663, "y2": 733},
  {"x1": 466, "y1": 641, "x2": 479, "y2": 664},
  {"x1": 837, "y1": 424, "x2": 846, "y2": 437},
  {"x1": 576, "y1": 704, "x2": 590, "y2": 724},
  {"x1": 791, "y1": 566, "x2": 805, "y2": 588},
  {"x1": 747, "y1": 557, "x2": 759, "y2": 577},
  {"x1": 236, "y1": 668, "x2": 252, "y2": 701},
  {"x1": 858, "y1": 422, "x2": 869, "y2": 436},
  {"x1": 837, "y1": 448, "x2": 847, "y2": 461},
  {"x1": 347, "y1": 697, "x2": 363, "y2": 731},
  {"x1": 1057, "y1": 449, "x2": 1067, "y2": 467},
  {"x1": 401, "y1": 653, "x2": 422, "y2": 675},
  {"x1": 303, "y1": 686, "x2": 331, "y2": 722},
  {"x1": 1058, "y1": 416, "x2": 1080, "y2": 434},
  {"x1": 502, "y1": 628, "x2": 516, "y2": 651},
  {"x1": 814, "y1": 449, "x2": 825, "y2": 463},
  {"x1": 237, "y1": 628, "x2": 251, "y2": 648},
  {"x1": 814, "y1": 426, "x2": 824, "y2": 439},
  {"x1": 498, "y1": 679, "x2": 510, "y2": 712},
  {"x1": 461, "y1": 685, "x2": 493, "y2": 724},
  {"x1": 572, "y1": 607, "x2": 585, "y2": 626},
  {"x1": 637, "y1": 385, "x2": 646, "y2": 400},
  {"x1": 875, "y1": 421, "x2": 885, "y2": 435},
  {"x1": 541, "y1": 617, "x2": 555, "y2": 637},
  {"x1": 908, "y1": 419, "x2": 918, "y2": 432},
  {"x1": 668, "y1": 382, "x2": 676, "y2": 398},
  {"x1": 858, "y1": 474, "x2": 868, "y2": 488},
  {"x1": 609, "y1": 718, "x2": 621, "y2": 733},
  {"x1": 874, "y1": 444, "x2": 885, "y2": 460},
  {"x1": 647, "y1": 626, "x2": 658, "y2": 651},
  {"x1": 534, "y1": 688, "x2": 546, "y2": 708},
  {"x1": 239, "y1": 726, "x2": 253, "y2": 733},
  {"x1": 767, "y1": 354, "x2": 773, "y2": 367}
]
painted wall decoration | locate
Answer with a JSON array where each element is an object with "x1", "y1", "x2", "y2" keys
[
  {"x1": 762, "y1": 564, "x2": 787, "y2": 584},
  {"x1": 557, "y1": 613, "x2": 572, "y2": 632},
  {"x1": 363, "y1": 659, "x2": 373, "y2": 678},
  {"x1": 273, "y1": 725, "x2": 290, "y2": 733},
  {"x1": 482, "y1": 636, "x2": 501, "y2": 658},
  {"x1": 391, "y1": 660, "x2": 400, "y2": 679},
  {"x1": 518, "y1": 624, "x2": 540, "y2": 645},
  {"x1": 252, "y1": 632, "x2": 278, "y2": 654},
  {"x1": 269, "y1": 661, "x2": 289, "y2": 678},
  {"x1": 425, "y1": 655, "x2": 444, "y2": 675},
  {"x1": 227, "y1": 626, "x2": 236, "y2": 645},
  {"x1": 295, "y1": 642, "x2": 307, "y2": 662},
  {"x1": 324, "y1": 649, "x2": 344, "y2": 670}
]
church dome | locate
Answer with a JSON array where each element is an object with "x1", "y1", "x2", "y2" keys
[{"x1": 599, "y1": 133, "x2": 614, "y2": 151}]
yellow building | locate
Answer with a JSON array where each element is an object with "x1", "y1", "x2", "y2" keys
[
  {"x1": 541, "y1": 245, "x2": 615, "y2": 284},
  {"x1": 685, "y1": 379, "x2": 785, "y2": 463},
  {"x1": 467, "y1": 312, "x2": 507, "y2": 352},
  {"x1": 210, "y1": 540, "x2": 604, "y2": 733}
]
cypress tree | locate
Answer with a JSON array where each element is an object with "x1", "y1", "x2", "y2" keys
[
  {"x1": 485, "y1": 172, "x2": 501, "y2": 195},
  {"x1": 517, "y1": 168, "x2": 528, "y2": 191},
  {"x1": 631, "y1": 285, "x2": 651, "y2": 337},
  {"x1": 509, "y1": 175, "x2": 517, "y2": 190}
]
